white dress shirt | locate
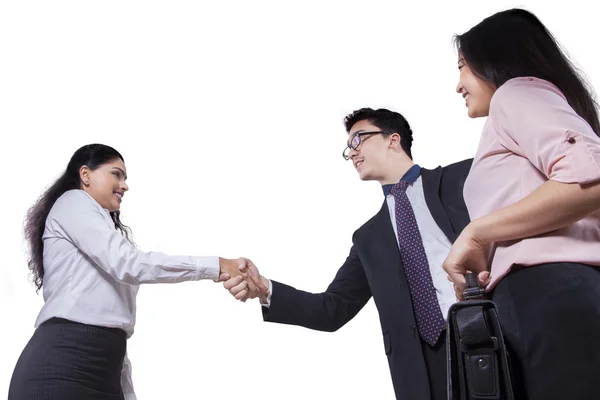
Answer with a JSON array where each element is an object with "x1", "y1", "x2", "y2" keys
[
  {"x1": 262, "y1": 174, "x2": 456, "y2": 320},
  {"x1": 35, "y1": 189, "x2": 220, "y2": 399},
  {"x1": 386, "y1": 175, "x2": 456, "y2": 319}
]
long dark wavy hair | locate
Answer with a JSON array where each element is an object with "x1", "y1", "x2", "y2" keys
[
  {"x1": 24, "y1": 144, "x2": 134, "y2": 293},
  {"x1": 454, "y1": 8, "x2": 600, "y2": 136}
]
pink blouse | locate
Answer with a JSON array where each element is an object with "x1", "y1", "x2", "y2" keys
[{"x1": 463, "y1": 77, "x2": 600, "y2": 291}]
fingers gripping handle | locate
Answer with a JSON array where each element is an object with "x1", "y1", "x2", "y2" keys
[{"x1": 463, "y1": 273, "x2": 486, "y2": 300}]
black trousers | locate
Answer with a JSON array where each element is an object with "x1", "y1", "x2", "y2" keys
[
  {"x1": 422, "y1": 329, "x2": 448, "y2": 400},
  {"x1": 8, "y1": 317, "x2": 127, "y2": 400},
  {"x1": 492, "y1": 262, "x2": 600, "y2": 400}
]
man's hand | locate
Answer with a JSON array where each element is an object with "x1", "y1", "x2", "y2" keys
[
  {"x1": 221, "y1": 258, "x2": 269, "y2": 303},
  {"x1": 219, "y1": 257, "x2": 269, "y2": 302}
]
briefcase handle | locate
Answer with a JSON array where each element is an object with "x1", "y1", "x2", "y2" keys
[{"x1": 463, "y1": 273, "x2": 486, "y2": 301}]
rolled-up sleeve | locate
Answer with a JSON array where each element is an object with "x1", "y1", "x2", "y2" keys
[{"x1": 490, "y1": 77, "x2": 600, "y2": 185}]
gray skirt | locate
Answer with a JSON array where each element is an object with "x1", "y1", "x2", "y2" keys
[{"x1": 8, "y1": 317, "x2": 126, "y2": 400}]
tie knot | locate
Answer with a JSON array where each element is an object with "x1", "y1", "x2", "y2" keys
[{"x1": 391, "y1": 180, "x2": 410, "y2": 195}]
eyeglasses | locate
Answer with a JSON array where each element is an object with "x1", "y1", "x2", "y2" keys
[{"x1": 342, "y1": 131, "x2": 389, "y2": 160}]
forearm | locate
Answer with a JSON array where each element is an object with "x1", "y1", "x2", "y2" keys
[
  {"x1": 472, "y1": 179, "x2": 600, "y2": 244},
  {"x1": 102, "y1": 252, "x2": 220, "y2": 285},
  {"x1": 263, "y1": 280, "x2": 369, "y2": 332}
]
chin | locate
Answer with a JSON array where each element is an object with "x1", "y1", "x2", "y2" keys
[
  {"x1": 467, "y1": 106, "x2": 489, "y2": 119},
  {"x1": 358, "y1": 171, "x2": 375, "y2": 181}
]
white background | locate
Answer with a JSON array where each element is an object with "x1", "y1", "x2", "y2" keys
[{"x1": 1, "y1": 1, "x2": 598, "y2": 399}]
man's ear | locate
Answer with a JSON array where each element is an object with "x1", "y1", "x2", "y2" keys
[{"x1": 388, "y1": 132, "x2": 402, "y2": 149}]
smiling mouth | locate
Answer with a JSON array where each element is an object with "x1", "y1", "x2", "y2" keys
[
  {"x1": 114, "y1": 192, "x2": 123, "y2": 201},
  {"x1": 355, "y1": 160, "x2": 364, "y2": 169}
]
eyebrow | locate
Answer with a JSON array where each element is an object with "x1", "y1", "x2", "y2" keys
[{"x1": 112, "y1": 167, "x2": 128, "y2": 179}]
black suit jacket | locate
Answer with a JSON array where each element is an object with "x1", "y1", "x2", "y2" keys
[{"x1": 262, "y1": 159, "x2": 472, "y2": 399}]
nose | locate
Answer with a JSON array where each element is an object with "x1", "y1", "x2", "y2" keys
[
  {"x1": 121, "y1": 181, "x2": 129, "y2": 192},
  {"x1": 348, "y1": 148, "x2": 359, "y2": 160},
  {"x1": 456, "y1": 80, "x2": 464, "y2": 94}
]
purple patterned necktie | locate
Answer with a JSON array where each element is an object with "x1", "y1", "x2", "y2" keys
[{"x1": 391, "y1": 180, "x2": 445, "y2": 346}]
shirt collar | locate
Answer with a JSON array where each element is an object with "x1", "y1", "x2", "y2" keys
[{"x1": 382, "y1": 164, "x2": 421, "y2": 196}]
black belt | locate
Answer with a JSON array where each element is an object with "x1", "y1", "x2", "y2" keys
[{"x1": 446, "y1": 274, "x2": 515, "y2": 400}]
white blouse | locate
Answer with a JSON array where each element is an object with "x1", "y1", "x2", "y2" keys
[{"x1": 34, "y1": 189, "x2": 220, "y2": 398}]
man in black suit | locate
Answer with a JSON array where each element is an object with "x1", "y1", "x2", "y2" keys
[{"x1": 224, "y1": 108, "x2": 472, "y2": 400}]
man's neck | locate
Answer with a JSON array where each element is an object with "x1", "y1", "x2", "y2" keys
[{"x1": 379, "y1": 160, "x2": 415, "y2": 185}]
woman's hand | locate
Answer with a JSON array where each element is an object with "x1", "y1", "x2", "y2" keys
[{"x1": 442, "y1": 223, "x2": 491, "y2": 300}]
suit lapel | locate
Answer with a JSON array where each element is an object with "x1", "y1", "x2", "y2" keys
[
  {"x1": 421, "y1": 167, "x2": 457, "y2": 243},
  {"x1": 369, "y1": 200, "x2": 402, "y2": 267}
]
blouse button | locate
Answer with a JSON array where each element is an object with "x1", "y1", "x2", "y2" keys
[{"x1": 568, "y1": 137, "x2": 576, "y2": 144}]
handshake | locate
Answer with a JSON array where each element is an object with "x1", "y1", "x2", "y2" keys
[{"x1": 218, "y1": 257, "x2": 270, "y2": 303}]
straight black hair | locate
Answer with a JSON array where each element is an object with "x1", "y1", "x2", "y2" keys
[{"x1": 454, "y1": 8, "x2": 600, "y2": 135}]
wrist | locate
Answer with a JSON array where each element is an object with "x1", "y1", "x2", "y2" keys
[
  {"x1": 218, "y1": 257, "x2": 233, "y2": 275},
  {"x1": 468, "y1": 217, "x2": 493, "y2": 246},
  {"x1": 258, "y1": 276, "x2": 270, "y2": 303},
  {"x1": 260, "y1": 275, "x2": 269, "y2": 289}
]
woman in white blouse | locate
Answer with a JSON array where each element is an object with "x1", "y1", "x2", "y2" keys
[{"x1": 7, "y1": 143, "x2": 267, "y2": 400}]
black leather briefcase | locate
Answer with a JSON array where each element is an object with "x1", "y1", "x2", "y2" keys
[{"x1": 446, "y1": 273, "x2": 515, "y2": 400}]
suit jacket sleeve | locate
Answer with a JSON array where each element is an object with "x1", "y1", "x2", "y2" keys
[{"x1": 261, "y1": 244, "x2": 371, "y2": 332}]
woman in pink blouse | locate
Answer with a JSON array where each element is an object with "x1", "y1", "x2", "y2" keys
[{"x1": 445, "y1": 8, "x2": 600, "y2": 400}]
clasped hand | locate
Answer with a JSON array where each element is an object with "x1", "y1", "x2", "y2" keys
[
  {"x1": 218, "y1": 257, "x2": 269, "y2": 302},
  {"x1": 442, "y1": 223, "x2": 491, "y2": 301}
]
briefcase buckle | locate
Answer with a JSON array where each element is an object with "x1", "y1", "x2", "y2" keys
[{"x1": 459, "y1": 336, "x2": 499, "y2": 352}]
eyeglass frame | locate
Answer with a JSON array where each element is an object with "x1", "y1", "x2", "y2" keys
[{"x1": 342, "y1": 130, "x2": 392, "y2": 160}]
